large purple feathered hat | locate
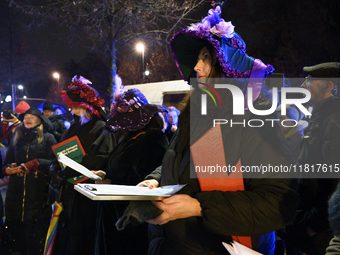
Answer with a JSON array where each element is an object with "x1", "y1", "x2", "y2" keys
[
  {"x1": 170, "y1": 6, "x2": 274, "y2": 84},
  {"x1": 106, "y1": 89, "x2": 166, "y2": 133}
]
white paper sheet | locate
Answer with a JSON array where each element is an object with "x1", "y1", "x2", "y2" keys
[
  {"x1": 58, "y1": 152, "x2": 102, "y2": 181},
  {"x1": 222, "y1": 242, "x2": 263, "y2": 255},
  {"x1": 76, "y1": 183, "x2": 186, "y2": 196}
]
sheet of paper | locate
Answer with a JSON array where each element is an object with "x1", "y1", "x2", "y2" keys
[
  {"x1": 77, "y1": 183, "x2": 186, "y2": 196},
  {"x1": 58, "y1": 152, "x2": 102, "y2": 181},
  {"x1": 222, "y1": 242, "x2": 263, "y2": 255}
]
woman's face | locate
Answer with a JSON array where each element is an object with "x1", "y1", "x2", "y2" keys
[
  {"x1": 194, "y1": 46, "x2": 212, "y2": 79},
  {"x1": 23, "y1": 114, "x2": 41, "y2": 129},
  {"x1": 71, "y1": 107, "x2": 82, "y2": 116}
]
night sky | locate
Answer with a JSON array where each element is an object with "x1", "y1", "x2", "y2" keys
[{"x1": 1, "y1": 0, "x2": 340, "y2": 102}]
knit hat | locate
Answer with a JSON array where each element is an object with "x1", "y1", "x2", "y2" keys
[
  {"x1": 59, "y1": 76, "x2": 106, "y2": 120},
  {"x1": 15, "y1": 101, "x2": 30, "y2": 114},
  {"x1": 303, "y1": 62, "x2": 340, "y2": 78},
  {"x1": 43, "y1": 101, "x2": 54, "y2": 111},
  {"x1": 170, "y1": 6, "x2": 274, "y2": 84},
  {"x1": 106, "y1": 89, "x2": 166, "y2": 133}
]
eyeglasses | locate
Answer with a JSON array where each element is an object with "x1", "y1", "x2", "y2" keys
[{"x1": 304, "y1": 76, "x2": 314, "y2": 86}]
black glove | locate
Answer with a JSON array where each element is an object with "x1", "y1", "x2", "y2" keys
[{"x1": 115, "y1": 201, "x2": 163, "y2": 231}]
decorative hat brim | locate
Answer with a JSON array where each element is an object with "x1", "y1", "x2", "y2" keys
[
  {"x1": 106, "y1": 104, "x2": 165, "y2": 133},
  {"x1": 59, "y1": 90, "x2": 105, "y2": 120},
  {"x1": 170, "y1": 29, "x2": 274, "y2": 84}
]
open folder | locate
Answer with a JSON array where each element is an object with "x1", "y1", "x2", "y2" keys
[
  {"x1": 58, "y1": 152, "x2": 102, "y2": 181},
  {"x1": 74, "y1": 183, "x2": 186, "y2": 201}
]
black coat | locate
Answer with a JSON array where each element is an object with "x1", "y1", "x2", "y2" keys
[
  {"x1": 3, "y1": 124, "x2": 56, "y2": 221},
  {"x1": 145, "y1": 98, "x2": 299, "y2": 255},
  {"x1": 99, "y1": 129, "x2": 168, "y2": 255},
  {"x1": 298, "y1": 97, "x2": 340, "y2": 232},
  {"x1": 53, "y1": 115, "x2": 116, "y2": 255},
  {"x1": 280, "y1": 97, "x2": 340, "y2": 255},
  {"x1": 48, "y1": 113, "x2": 67, "y2": 142}
]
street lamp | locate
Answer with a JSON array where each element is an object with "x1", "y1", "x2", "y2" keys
[
  {"x1": 145, "y1": 70, "x2": 150, "y2": 76},
  {"x1": 53, "y1": 72, "x2": 60, "y2": 83},
  {"x1": 18, "y1": 85, "x2": 24, "y2": 90},
  {"x1": 136, "y1": 43, "x2": 145, "y2": 82}
]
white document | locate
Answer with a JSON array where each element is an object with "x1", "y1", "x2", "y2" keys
[
  {"x1": 58, "y1": 152, "x2": 102, "y2": 181},
  {"x1": 222, "y1": 241, "x2": 263, "y2": 255},
  {"x1": 77, "y1": 183, "x2": 186, "y2": 196}
]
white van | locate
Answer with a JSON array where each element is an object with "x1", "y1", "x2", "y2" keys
[{"x1": 124, "y1": 80, "x2": 190, "y2": 108}]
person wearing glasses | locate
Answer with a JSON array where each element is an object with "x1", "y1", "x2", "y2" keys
[{"x1": 278, "y1": 62, "x2": 340, "y2": 255}]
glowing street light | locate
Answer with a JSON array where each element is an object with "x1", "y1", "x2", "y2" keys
[
  {"x1": 18, "y1": 84, "x2": 24, "y2": 90},
  {"x1": 53, "y1": 72, "x2": 60, "y2": 83},
  {"x1": 145, "y1": 70, "x2": 150, "y2": 76},
  {"x1": 136, "y1": 43, "x2": 145, "y2": 82},
  {"x1": 5, "y1": 95, "x2": 12, "y2": 102}
]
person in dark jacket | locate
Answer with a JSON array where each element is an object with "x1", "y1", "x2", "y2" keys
[
  {"x1": 164, "y1": 106, "x2": 180, "y2": 142},
  {"x1": 42, "y1": 101, "x2": 67, "y2": 142},
  {"x1": 1, "y1": 101, "x2": 30, "y2": 146},
  {"x1": 96, "y1": 89, "x2": 169, "y2": 254},
  {"x1": 278, "y1": 62, "x2": 340, "y2": 255},
  {"x1": 51, "y1": 75, "x2": 115, "y2": 255},
  {"x1": 326, "y1": 183, "x2": 340, "y2": 255},
  {"x1": 2, "y1": 107, "x2": 57, "y2": 255},
  {"x1": 138, "y1": 7, "x2": 299, "y2": 255}
]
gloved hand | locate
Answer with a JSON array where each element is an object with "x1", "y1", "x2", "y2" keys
[
  {"x1": 19, "y1": 158, "x2": 39, "y2": 176},
  {"x1": 115, "y1": 200, "x2": 163, "y2": 231}
]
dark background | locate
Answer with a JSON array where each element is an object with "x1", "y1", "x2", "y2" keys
[{"x1": 0, "y1": 0, "x2": 339, "y2": 108}]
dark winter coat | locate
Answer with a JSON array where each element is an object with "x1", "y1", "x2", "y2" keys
[
  {"x1": 145, "y1": 96, "x2": 299, "y2": 255},
  {"x1": 52, "y1": 114, "x2": 115, "y2": 255},
  {"x1": 48, "y1": 113, "x2": 67, "y2": 142},
  {"x1": 298, "y1": 97, "x2": 340, "y2": 230},
  {"x1": 99, "y1": 129, "x2": 168, "y2": 255},
  {"x1": 2, "y1": 125, "x2": 56, "y2": 221},
  {"x1": 280, "y1": 96, "x2": 340, "y2": 255}
]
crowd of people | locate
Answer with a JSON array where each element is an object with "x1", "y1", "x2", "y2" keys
[{"x1": 0, "y1": 5, "x2": 339, "y2": 255}]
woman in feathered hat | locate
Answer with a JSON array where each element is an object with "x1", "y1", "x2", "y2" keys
[
  {"x1": 137, "y1": 6, "x2": 298, "y2": 255},
  {"x1": 2, "y1": 107, "x2": 57, "y2": 254},
  {"x1": 51, "y1": 76, "x2": 115, "y2": 255},
  {"x1": 96, "y1": 89, "x2": 169, "y2": 254}
]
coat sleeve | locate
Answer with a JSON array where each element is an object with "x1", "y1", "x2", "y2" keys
[
  {"x1": 2, "y1": 143, "x2": 15, "y2": 175},
  {"x1": 144, "y1": 166, "x2": 162, "y2": 182},
  {"x1": 195, "y1": 124, "x2": 299, "y2": 236},
  {"x1": 36, "y1": 134, "x2": 57, "y2": 175}
]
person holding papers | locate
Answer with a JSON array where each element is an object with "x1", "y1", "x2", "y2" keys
[
  {"x1": 2, "y1": 107, "x2": 57, "y2": 255},
  {"x1": 51, "y1": 76, "x2": 115, "y2": 255},
  {"x1": 138, "y1": 7, "x2": 298, "y2": 255},
  {"x1": 96, "y1": 88, "x2": 168, "y2": 254}
]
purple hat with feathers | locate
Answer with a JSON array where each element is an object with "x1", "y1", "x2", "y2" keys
[
  {"x1": 106, "y1": 89, "x2": 166, "y2": 133},
  {"x1": 170, "y1": 6, "x2": 274, "y2": 84}
]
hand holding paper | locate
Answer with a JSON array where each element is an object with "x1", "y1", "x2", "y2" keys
[{"x1": 58, "y1": 153, "x2": 102, "y2": 181}]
